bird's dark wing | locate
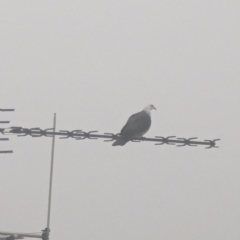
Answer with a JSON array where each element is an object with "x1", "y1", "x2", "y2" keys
[{"x1": 120, "y1": 111, "x2": 151, "y2": 139}]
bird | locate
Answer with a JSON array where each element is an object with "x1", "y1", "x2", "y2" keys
[{"x1": 112, "y1": 104, "x2": 156, "y2": 146}]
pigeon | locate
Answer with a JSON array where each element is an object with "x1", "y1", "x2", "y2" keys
[{"x1": 112, "y1": 104, "x2": 156, "y2": 146}]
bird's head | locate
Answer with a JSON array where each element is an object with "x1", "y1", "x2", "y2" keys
[{"x1": 143, "y1": 104, "x2": 157, "y2": 112}]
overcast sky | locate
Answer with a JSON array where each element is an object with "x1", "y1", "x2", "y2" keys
[{"x1": 0, "y1": 1, "x2": 240, "y2": 240}]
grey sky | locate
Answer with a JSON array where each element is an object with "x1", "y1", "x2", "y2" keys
[{"x1": 0, "y1": 1, "x2": 240, "y2": 239}]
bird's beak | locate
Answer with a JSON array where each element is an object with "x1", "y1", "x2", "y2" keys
[{"x1": 153, "y1": 106, "x2": 157, "y2": 110}]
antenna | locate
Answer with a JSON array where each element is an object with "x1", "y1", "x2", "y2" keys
[{"x1": 0, "y1": 108, "x2": 221, "y2": 239}]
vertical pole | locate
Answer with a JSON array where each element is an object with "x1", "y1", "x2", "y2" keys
[{"x1": 47, "y1": 113, "x2": 56, "y2": 230}]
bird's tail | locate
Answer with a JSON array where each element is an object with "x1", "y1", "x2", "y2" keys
[{"x1": 112, "y1": 137, "x2": 129, "y2": 146}]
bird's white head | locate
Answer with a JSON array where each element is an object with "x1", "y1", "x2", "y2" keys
[{"x1": 143, "y1": 104, "x2": 157, "y2": 114}]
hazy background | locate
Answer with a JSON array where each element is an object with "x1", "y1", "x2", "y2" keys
[{"x1": 0, "y1": 1, "x2": 240, "y2": 239}]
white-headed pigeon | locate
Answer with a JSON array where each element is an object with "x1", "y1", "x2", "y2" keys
[{"x1": 112, "y1": 104, "x2": 156, "y2": 146}]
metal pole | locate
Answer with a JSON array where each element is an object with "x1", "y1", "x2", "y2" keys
[
  {"x1": 47, "y1": 113, "x2": 56, "y2": 230},
  {"x1": 0, "y1": 231, "x2": 41, "y2": 238}
]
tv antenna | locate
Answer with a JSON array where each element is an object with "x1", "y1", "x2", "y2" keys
[{"x1": 0, "y1": 108, "x2": 220, "y2": 239}]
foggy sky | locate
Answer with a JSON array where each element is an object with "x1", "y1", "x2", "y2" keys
[{"x1": 0, "y1": 1, "x2": 240, "y2": 240}]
